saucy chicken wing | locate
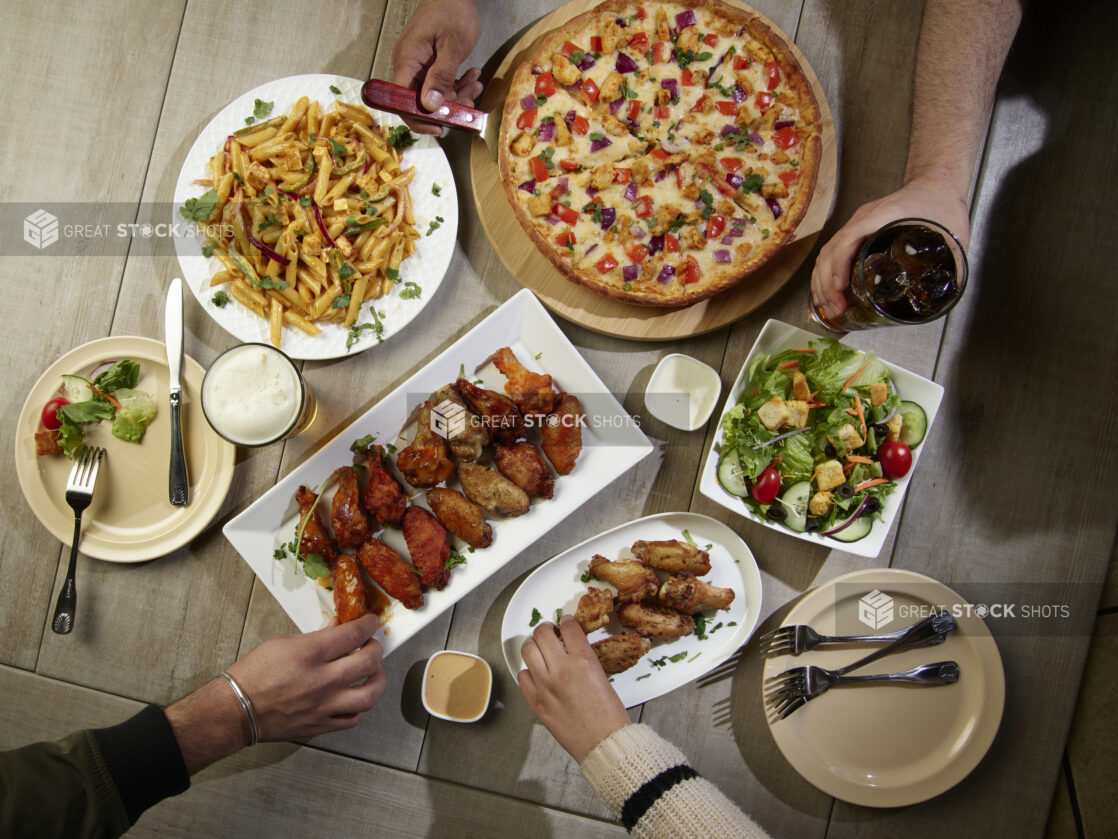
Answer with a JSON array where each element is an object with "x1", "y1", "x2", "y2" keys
[
  {"x1": 363, "y1": 445, "x2": 406, "y2": 526},
  {"x1": 457, "y1": 461, "x2": 530, "y2": 516},
  {"x1": 396, "y1": 401, "x2": 455, "y2": 488},
  {"x1": 591, "y1": 632, "x2": 652, "y2": 674},
  {"x1": 403, "y1": 505, "x2": 451, "y2": 591},
  {"x1": 430, "y1": 383, "x2": 489, "y2": 461},
  {"x1": 493, "y1": 346, "x2": 559, "y2": 416},
  {"x1": 575, "y1": 587, "x2": 614, "y2": 633},
  {"x1": 356, "y1": 538, "x2": 424, "y2": 610},
  {"x1": 295, "y1": 485, "x2": 337, "y2": 567},
  {"x1": 541, "y1": 392, "x2": 583, "y2": 475},
  {"x1": 588, "y1": 554, "x2": 659, "y2": 604},
  {"x1": 330, "y1": 466, "x2": 371, "y2": 549},
  {"x1": 618, "y1": 602, "x2": 696, "y2": 641},
  {"x1": 631, "y1": 539, "x2": 712, "y2": 575},
  {"x1": 494, "y1": 442, "x2": 555, "y2": 499},
  {"x1": 426, "y1": 487, "x2": 493, "y2": 549},
  {"x1": 658, "y1": 573, "x2": 735, "y2": 614},
  {"x1": 332, "y1": 553, "x2": 370, "y2": 624},
  {"x1": 456, "y1": 378, "x2": 525, "y2": 445}
]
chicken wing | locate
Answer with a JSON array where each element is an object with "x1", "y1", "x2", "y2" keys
[
  {"x1": 330, "y1": 466, "x2": 371, "y2": 549},
  {"x1": 575, "y1": 587, "x2": 614, "y2": 633},
  {"x1": 658, "y1": 573, "x2": 735, "y2": 614},
  {"x1": 457, "y1": 461, "x2": 530, "y2": 516},
  {"x1": 356, "y1": 538, "x2": 424, "y2": 610},
  {"x1": 493, "y1": 347, "x2": 559, "y2": 416},
  {"x1": 363, "y1": 445, "x2": 406, "y2": 526},
  {"x1": 332, "y1": 553, "x2": 370, "y2": 624},
  {"x1": 494, "y1": 442, "x2": 555, "y2": 499},
  {"x1": 431, "y1": 383, "x2": 489, "y2": 461},
  {"x1": 591, "y1": 632, "x2": 652, "y2": 674},
  {"x1": 588, "y1": 554, "x2": 659, "y2": 604},
  {"x1": 541, "y1": 392, "x2": 583, "y2": 475},
  {"x1": 426, "y1": 487, "x2": 493, "y2": 549},
  {"x1": 631, "y1": 539, "x2": 712, "y2": 575},
  {"x1": 396, "y1": 401, "x2": 455, "y2": 488},
  {"x1": 403, "y1": 505, "x2": 451, "y2": 591},
  {"x1": 295, "y1": 485, "x2": 337, "y2": 567},
  {"x1": 456, "y1": 378, "x2": 524, "y2": 445},
  {"x1": 618, "y1": 602, "x2": 696, "y2": 641}
]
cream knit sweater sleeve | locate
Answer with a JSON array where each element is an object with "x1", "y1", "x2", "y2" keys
[{"x1": 579, "y1": 723, "x2": 770, "y2": 838}]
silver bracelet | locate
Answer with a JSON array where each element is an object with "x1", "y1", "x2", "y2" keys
[{"x1": 220, "y1": 672, "x2": 260, "y2": 746}]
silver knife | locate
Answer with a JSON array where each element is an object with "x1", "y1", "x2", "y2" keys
[{"x1": 165, "y1": 277, "x2": 189, "y2": 506}]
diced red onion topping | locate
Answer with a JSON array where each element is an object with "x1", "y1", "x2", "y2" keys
[
  {"x1": 577, "y1": 54, "x2": 596, "y2": 72},
  {"x1": 600, "y1": 206, "x2": 617, "y2": 229},
  {"x1": 632, "y1": 225, "x2": 647, "y2": 239},
  {"x1": 585, "y1": 244, "x2": 598, "y2": 257},
  {"x1": 554, "y1": 177, "x2": 569, "y2": 196},
  {"x1": 564, "y1": 110, "x2": 576, "y2": 127},
  {"x1": 544, "y1": 215, "x2": 559, "y2": 225},
  {"x1": 774, "y1": 120, "x2": 795, "y2": 130},
  {"x1": 721, "y1": 235, "x2": 735, "y2": 246},
  {"x1": 520, "y1": 95, "x2": 537, "y2": 110},
  {"x1": 247, "y1": 230, "x2": 290, "y2": 266},
  {"x1": 616, "y1": 52, "x2": 639, "y2": 74},
  {"x1": 623, "y1": 183, "x2": 639, "y2": 202},
  {"x1": 750, "y1": 132, "x2": 764, "y2": 146},
  {"x1": 732, "y1": 85, "x2": 748, "y2": 103},
  {"x1": 656, "y1": 265, "x2": 675, "y2": 283},
  {"x1": 310, "y1": 202, "x2": 336, "y2": 248},
  {"x1": 609, "y1": 96, "x2": 626, "y2": 115},
  {"x1": 654, "y1": 169, "x2": 668, "y2": 182},
  {"x1": 714, "y1": 249, "x2": 732, "y2": 264},
  {"x1": 537, "y1": 120, "x2": 555, "y2": 142},
  {"x1": 721, "y1": 124, "x2": 740, "y2": 136},
  {"x1": 765, "y1": 197, "x2": 783, "y2": 219},
  {"x1": 725, "y1": 172, "x2": 744, "y2": 189},
  {"x1": 622, "y1": 264, "x2": 639, "y2": 282},
  {"x1": 518, "y1": 179, "x2": 536, "y2": 193},
  {"x1": 586, "y1": 186, "x2": 599, "y2": 198},
  {"x1": 661, "y1": 78, "x2": 679, "y2": 101},
  {"x1": 590, "y1": 137, "x2": 612, "y2": 152},
  {"x1": 820, "y1": 497, "x2": 871, "y2": 537},
  {"x1": 648, "y1": 234, "x2": 665, "y2": 256},
  {"x1": 751, "y1": 427, "x2": 808, "y2": 449},
  {"x1": 675, "y1": 9, "x2": 697, "y2": 29}
]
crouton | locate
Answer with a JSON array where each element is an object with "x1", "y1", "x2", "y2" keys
[
  {"x1": 814, "y1": 460, "x2": 845, "y2": 492},
  {"x1": 886, "y1": 413, "x2": 903, "y2": 442},
  {"x1": 785, "y1": 400, "x2": 809, "y2": 429},
  {"x1": 837, "y1": 423, "x2": 865, "y2": 451},
  {"x1": 869, "y1": 382, "x2": 888, "y2": 407},
  {"x1": 791, "y1": 370, "x2": 811, "y2": 401},
  {"x1": 35, "y1": 429, "x2": 62, "y2": 456},
  {"x1": 809, "y1": 491, "x2": 834, "y2": 517},
  {"x1": 758, "y1": 397, "x2": 789, "y2": 431}
]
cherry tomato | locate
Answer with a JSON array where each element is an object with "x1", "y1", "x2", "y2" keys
[
  {"x1": 751, "y1": 465, "x2": 782, "y2": 504},
  {"x1": 41, "y1": 396, "x2": 69, "y2": 431},
  {"x1": 878, "y1": 441, "x2": 913, "y2": 480}
]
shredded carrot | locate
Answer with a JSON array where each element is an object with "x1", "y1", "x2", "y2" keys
[
  {"x1": 843, "y1": 363, "x2": 868, "y2": 391},
  {"x1": 855, "y1": 478, "x2": 890, "y2": 492},
  {"x1": 852, "y1": 394, "x2": 866, "y2": 439},
  {"x1": 89, "y1": 385, "x2": 121, "y2": 411},
  {"x1": 792, "y1": 348, "x2": 816, "y2": 353},
  {"x1": 772, "y1": 456, "x2": 782, "y2": 464},
  {"x1": 778, "y1": 360, "x2": 800, "y2": 370},
  {"x1": 846, "y1": 455, "x2": 874, "y2": 464},
  {"x1": 806, "y1": 401, "x2": 827, "y2": 409}
]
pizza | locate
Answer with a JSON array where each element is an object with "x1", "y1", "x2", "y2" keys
[{"x1": 499, "y1": 0, "x2": 822, "y2": 307}]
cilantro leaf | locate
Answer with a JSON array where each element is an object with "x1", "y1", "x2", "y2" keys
[
  {"x1": 350, "y1": 433, "x2": 377, "y2": 454},
  {"x1": 387, "y1": 125, "x2": 415, "y2": 148},
  {"x1": 211, "y1": 290, "x2": 230, "y2": 308},
  {"x1": 302, "y1": 553, "x2": 331, "y2": 579},
  {"x1": 329, "y1": 84, "x2": 342, "y2": 95},
  {"x1": 529, "y1": 608, "x2": 543, "y2": 627},
  {"x1": 201, "y1": 240, "x2": 217, "y2": 258},
  {"x1": 431, "y1": 183, "x2": 442, "y2": 196},
  {"x1": 253, "y1": 98, "x2": 274, "y2": 120},
  {"x1": 740, "y1": 173, "x2": 765, "y2": 193},
  {"x1": 328, "y1": 138, "x2": 347, "y2": 158},
  {"x1": 399, "y1": 281, "x2": 422, "y2": 300},
  {"x1": 180, "y1": 189, "x2": 219, "y2": 222},
  {"x1": 446, "y1": 549, "x2": 468, "y2": 570}
]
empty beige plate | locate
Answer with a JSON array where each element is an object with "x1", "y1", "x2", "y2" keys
[
  {"x1": 763, "y1": 568, "x2": 1005, "y2": 807},
  {"x1": 15, "y1": 336, "x2": 235, "y2": 562}
]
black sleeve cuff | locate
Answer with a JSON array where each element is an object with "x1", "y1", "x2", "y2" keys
[{"x1": 91, "y1": 704, "x2": 191, "y2": 825}]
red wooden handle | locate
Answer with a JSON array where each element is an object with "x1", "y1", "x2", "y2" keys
[{"x1": 361, "y1": 79, "x2": 486, "y2": 133}]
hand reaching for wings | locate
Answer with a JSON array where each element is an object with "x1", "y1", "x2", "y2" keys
[{"x1": 392, "y1": 0, "x2": 484, "y2": 135}]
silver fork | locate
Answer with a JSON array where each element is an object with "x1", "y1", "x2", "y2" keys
[
  {"x1": 759, "y1": 609, "x2": 953, "y2": 657},
  {"x1": 766, "y1": 661, "x2": 961, "y2": 721},
  {"x1": 51, "y1": 446, "x2": 105, "y2": 635}
]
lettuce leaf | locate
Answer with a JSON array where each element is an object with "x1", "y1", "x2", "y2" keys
[
  {"x1": 111, "y1": 388, "x2": 157, "y2": 443},
  {"x1": 93, "y1": 360, "x2": 140, "y2": 393},
  {"x1": 57, "y1": 413, "x2": 86, "y2": 459}
]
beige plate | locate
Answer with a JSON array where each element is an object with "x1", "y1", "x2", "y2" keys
[
  {"x1": 15, "y1": 337, "x2": 235, "y2": 563},
  {"x1": 764, "y1": 568, "x2": 1005, "y2": 807},
  {"x1": 469, "y1": 0, "x2": 837, "y2": 340}
]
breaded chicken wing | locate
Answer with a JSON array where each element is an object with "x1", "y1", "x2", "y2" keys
[
  {"x1": 457, "y1": 461, "x2": 530, "y2": 516},
  {"x1": 356, "y1": 538, "x2": 424, "y2": 610},
  {"x1": 431, "y1": 383, "x2": 490, "y2": 461},
  {"x1": 363, "y1": 445, "x2": 406, "y2": 526},
  {"x1": 493, "y1": 347, "x2": 559, "y2": 416},
  {"x1": 330, "y1": 466, "x2": 371, "y2": 549},
  {"x1": 575, "y1": 587, "x2": 614, "y2": 633},
  {"x1": 396, "y1": 401, "x2": 455, "y2": 488},
  {"x1": 588, "y1": 554, "x2": 659, "y2": 604},
  {"x1": 426, "y1": 488, "x2": 493, "y2": 549},
  {"x1": 494, "y1": 442, "x2": 555, "y2": 499},
  {"x1": 618, "y1": 602, "x2": 696, "y2": 641},
  {"x1": 658, "y1": 573, "x2": 735, "y2": 614},
  {"x1": 541, "y1": 392, "x2": 583, "y2": 475},
  {"x1": 403, "y1": 505, "x2": 451, "y2": 591},
  {"x1": 591, "y1": 632, "x2": 652, "y2": 674},
  {"x1": 456, "y1": 378, "x2": 525, "y2": 445},
  {"x1": 295, "y1": 485, "x2": 337, "y2": 567},
  {"x1": 332, "y1": 553, "x2": 370, "y2": 624},
  {"x1": 631, "y1": 539, "x2": 712, "y2": 575}
]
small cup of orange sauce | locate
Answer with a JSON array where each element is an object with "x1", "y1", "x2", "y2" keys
[{"x1": 422, "y1": 651, "x2": 492, "y2": 723}]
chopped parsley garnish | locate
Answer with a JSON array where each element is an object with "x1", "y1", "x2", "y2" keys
[
  {"x1": 622, "y1": 282, "x2": 633, "y2": 291},
  {"x1": 529, "y1": 608, "x2": 543, "y2": 627},
  {"x1": 386, "y1": 267, "x2": 399, "y2": 283},
  {"x1": 211, "y1": 290, "x2": 230, "y2": 308},
  {"x1": 387, "y1": 125, "x2": 415, "y2": 148},
  {"x1": 329, "y1": 84, "x2": 342, "y2": 95},
  {"x1": 582, "y1": 201, "x2": 604, "y2": 224},
  {"x1": 299, "y1": 196, "x2": 311, "y2": 207},
  {"x1": 180, "y1": 189, "x2": 219, "y2": 222},
  {"x1": 332, "y1": 295, "x2": 351, "y2": 309},
  {"x1": 253, "y1": 98, "x2": 274, "y2": 120},
  {"x1": 431, "y1": 182, "x2": 442, "y2": 196},
  {"x1": 761, "y1": 228, "x2": 771, "y2": 240},
  {"x1": 569, "y1": 49, "x2": 585, "y2": 64},
  {"x1": 425, "y1": 216, "x2": 444, "y2": 236},
  {"x1": 537, "y1": 147, "x2": 556, "y2": 170},
  {"x1": 338, "y1": 261, "x2": 356, "y2": 281},
  {"x1": 327, "y1": 138, "x2": 347, "y2": 158},
  {"x1": 587, "y1": 132, "x2": 604, "y2": 142},
  {"x1": 699, "y1": 189, "x2": 714, "y2": 219},
  {"x1": 273, "y1": 547, "x2": 287, "y2": 560},
  {"x1": 258, "y1": 275, "x2": 289, "y2": 290},
  {"x1": 621, "y1": 79, "x2": 638, "y2": 99},
  {"x1": 636, "y1": 673, "x2": 651, "y2": 681},
  {"x1": 446, "y1": 549, "x2": 468, "y2": 570},
  {"x1": 695, "y1": 613, "x2": 709, "y2": 640},
  {"x1": 399, "y1": 281, "x2": 422, "y2": 300},
  {"x1": 201, "y1": 240, "x2": 217, "y2": 258},
  {"x1": 350, "y1": 433, "x2": 378, "y2": 454},
  {"x1": 676, "y1": 49, "x2": 712, "y2": 69},
  {"x1": 555, "y1": 608, "x2": 563, "y2": 624},
  {"x1": 534, "y1": 351, "x2": 543, "y2": 360},
  {"x1": 580, "y1": 569, "x2": 597, "y2": 583},
  {"x1": 740, "y1": 173, "x2": 765, "y2": 193},
  {"x1": 257, "y1": 211, "x2": 280, "y2": 233},
  {"x1": 345, "y1": 310, "x2": 385, "y2": 351},
  {"x1": 535, "y1": 93, "x2": 548, "y2": 106},
  {"x1": 790, "y1": 159, "x2": 799, "y2": 168}
]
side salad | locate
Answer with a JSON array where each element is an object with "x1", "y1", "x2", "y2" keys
[{"x1": 716, "y1": 338, "x2": 926, "y2": 543}]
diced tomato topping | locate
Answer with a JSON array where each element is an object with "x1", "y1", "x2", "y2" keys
[
  {"x1": 664, "y1": 233, "x2": 680, "y2": 253},
  {"x1": 627, "y1": 99, "x2": 641, "y2": 121},
  {"x1": 530, "y1": 157, "x2": 549, "y2": 182},
  {"x1": 765, "y1": 60, "x2": 781, "y2": 90},
  {"x1": 715, "y1": 100, "x2": 738, "y2": 116},
  {"x1": 733, "y1": 55, "x2": 752, "y2": 71},
  {"x1": 553, "y1": 203, "x2": 578, "y2": 224},
  {"x1": 555, "y1": 230, "x2": 576, "y2": 248},
  {"x1": 580, "y1": 78, "x2": 600, "y2": 105},
  {"x1": 649, "y1": 148, "x2": 671, "y2": 161},
  {"x1": 720, "y1": 156, "x2": 743, "y2": 173},
  {"x1": 690, "y1": 95, "x2": 709, "y2": 113},
  {"x1": 651, "y1": 41, "x2": 669, "y2": 63},
  {"x1": 705, "y1": 214, "x2": 726, "y2": 239},
  {"x1": 516, "y1": 109, "x2": 537, "y2": 130},
  {"x1": 560, "y1": 40, "x2": 580, "y2": 57},
  {"x1": 626, "y1": 244, "x2": 649, "y2": 263},
  {"x1": 571, "y1": 115, "x2": 590, "y2": 135},
  {"x1": 535, "y1": 71, "x2": 556, "y2": 98},
  {"x1": 755, "y1": 91, "x2": 773, "y2": 113},
  {"x1": 613, "y1": 167, "x2": 632, "y2": 184},
  {"x1": 653, "y1": 104, "x2": 671, "y2": 120},
  {"x1": 674, "y1": 167, "x2": 683, "y2": 189},
  {"x1": 636, "y1": 5, "x2": 646, "y2": 20},
  {"x1": 549, "y1": 183, "x2": 566, "y2": 200},
  {"x1": 627, "y1": 32, "x2": 648, "y2": 52},
  {"x1": 633, "y1": 195, "x2": 653, "y2": 218},
  {"x1": 559, "y1": 158, "x2": 580, "y2": 172},
  {"x1": 779, "y1": 170, "x2": 800, "y2": 188},
  {"x1": 713, "y1": 177, "x2": 737, "y2": 198},
  {"x1": 772, "y1": 126, "x2": 799, "y2": 149},
  {"x1": 683, "y1": 255, "x2": 701, "y2": 284},
  {"x1": 680, "y1": 69, "x2": 693, "y2": 87},
  {"x1": 704, "y1": 33, "x2": 719, "y2": 46},
  {"x1": 595, "y1": 254, "x2": 619, "y2": 274},
  {"x1": 591, "y1": 36, "x2": 603, "y2": 52}
]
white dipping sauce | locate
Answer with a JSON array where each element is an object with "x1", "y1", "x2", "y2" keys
[
  {"x1": 202, "y1": 344, "x2": 301, "y2": 445},
  {"x1": 646, "y1": 354, "x2": 720, "y2": 431}
]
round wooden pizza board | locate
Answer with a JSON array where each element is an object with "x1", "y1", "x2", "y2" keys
[{"x1": 469, "y1": 0, "x2": 837, "y2": 341}]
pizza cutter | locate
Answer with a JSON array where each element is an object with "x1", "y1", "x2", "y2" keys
[{"x1": 361, "y1": 80, "x2": 501, "y2": 159}]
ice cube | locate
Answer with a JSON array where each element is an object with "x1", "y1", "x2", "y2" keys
[
  {"x1": 890, "y1": 225, "x2": 951, "y2": 273},
  {"x1": 863, "y1": 253, "x2": 908, "y2": 303},
  {"x1": 906, "y1": 268, "x2": 958, "y2": 316}
]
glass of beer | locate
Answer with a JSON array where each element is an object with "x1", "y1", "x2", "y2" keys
[
  {"x1": 201, "y1": 343, "x2": 317, "y2": 447},
  {"x1": 810, "y1": 218, "x2": 968, "y2": 332}
]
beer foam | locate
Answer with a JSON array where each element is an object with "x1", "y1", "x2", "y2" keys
[{"x1": 203, "y1": 346, "x2": 300, "y2": 445}]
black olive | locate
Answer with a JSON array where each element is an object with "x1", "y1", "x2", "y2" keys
[
  {"x1": 837, "y1": 484, "x2": 855, "y2": 499},
  {"x1": 864, "y1": 496, "x2": 881, "y2": 514},
  {"x1": 874, "y1": 423, "x2": 889, "y2": 437},
  {"x1": 765, "y1": 505, "x2": 787, "y2": 522},
  {"x1": 825, "y1": 444, "x2": 837, "y2": 458},
  {"x1": 805, "y1": 518, "x2": 823, "y2": 532}
]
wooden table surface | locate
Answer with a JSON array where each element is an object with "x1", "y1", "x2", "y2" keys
[{"x1": 2, "y1": 1, "x2": 1115, "y2": 837}]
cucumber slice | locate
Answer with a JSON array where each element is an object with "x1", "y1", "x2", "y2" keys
[
  {"x1": 717, "y1": 449, "x2": 749, "y2": 498},
  {"x1": 61, "y1": 375, "x2": 93, "y2": 403},
  {"x1": 780, "y1": 482, "x2": 812, "y2": 532},
  {"x1": 830, "y1": 509, "x2": 874, "y2": 543},
  {"x1": 898, "y1": 401, "x2": 927, "y2": 448}
]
